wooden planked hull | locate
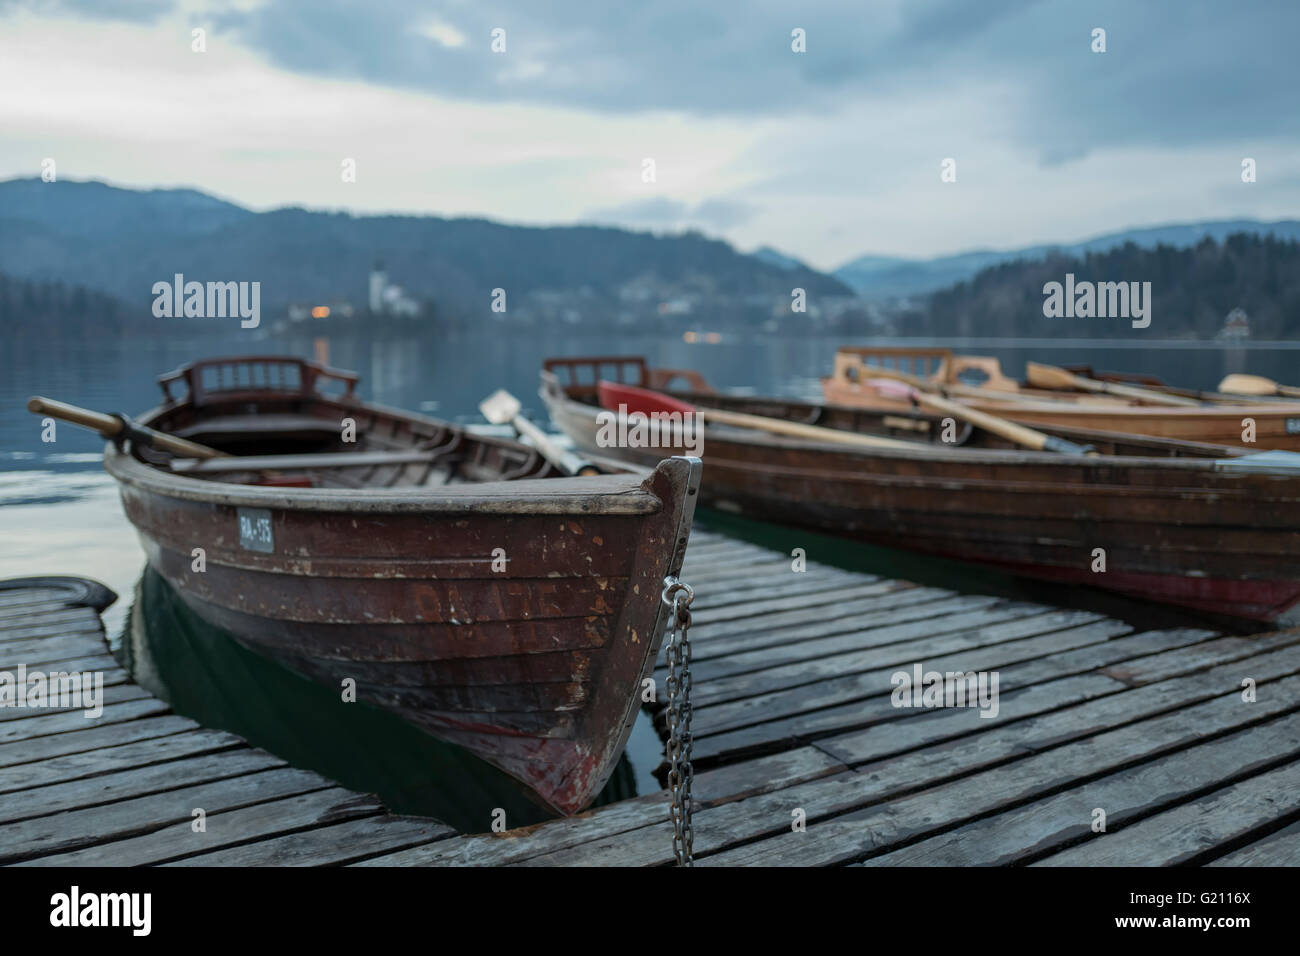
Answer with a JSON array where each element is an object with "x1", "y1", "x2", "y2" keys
[
  {"x1": 542, "y1": 361, "x2": 1300, "y2": 622},
  {"x1": 101, "y1": 357, "x2": 700, "y2": 814}
]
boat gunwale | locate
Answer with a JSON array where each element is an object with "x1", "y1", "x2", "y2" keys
[
  {"x1": 824, "y1": 378, "x2": 1300, "y2": 418},
  {"x1": 103, "y1": 398, "x2": 663, "y2": 516}
]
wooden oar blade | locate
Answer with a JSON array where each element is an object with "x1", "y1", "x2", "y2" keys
[
  {"x1": 478, "y1": 389, "x2": 522, "y2": 425},
  {"x1": 1218, "y1": 373, "x2": 1279, "y2": 396},
  {"x1": 1027, "y1": 362, "x2": 1198, "y2": 407},
  {"x1": 1024, "y1": 362, "x2": 1084, "y2": 391}
]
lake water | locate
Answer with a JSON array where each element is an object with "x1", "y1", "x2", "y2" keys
[{"x1": 1, "y1": 328, "x2": 1292, "y2": 826}]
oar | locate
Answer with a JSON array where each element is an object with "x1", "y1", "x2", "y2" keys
[
  {"x1": 480, "y1": 389, "x2": 601, "y2": 476},
  {"x1": 694, "y1": 404, "x2": 921, "y2": 450},
  {"x1": 26, "y1": 396, "x2": 229, "y2": 459},
  {"x1": 867, "y1": 379, "x2": 1094, "y2": 456},
  {"x1": 610, "y1": 384, "x2": 919, "y2": 451},
  {"x1": 1025, "y1": 362, "x2": 1199, "y2": 407},
  {"x1": 1218, "y1": 373, "x2": 1300, "y2": 399},
  {"x1": 854, "y1": 363, "x2": 1113, "y2": 407}
]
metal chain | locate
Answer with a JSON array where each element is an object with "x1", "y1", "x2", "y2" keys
[{"x1": 662, "y1": 575, "x2": 695, "y2": 867}]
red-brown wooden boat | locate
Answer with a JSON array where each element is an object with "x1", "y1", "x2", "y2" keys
[
  {"x1": 541, "y1": 355, "x2": 1300, "y2": 622},
  {"x1": 822, "y1": 346, "x2": 1300, "y2": 450},
  {"x1": 102, "y1": 356, "x2": 700, "y2": 814}
]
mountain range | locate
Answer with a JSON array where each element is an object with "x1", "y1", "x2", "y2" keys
[
  {"x1": 4, "y1": 176, "x2": 1298, "y2": 330},
  {"x1": 0, "y1": 178, "x2": 850, "y2": 322},
  {"x1": 834, "y1": 220, "x2": 1300, "y2": 300}
]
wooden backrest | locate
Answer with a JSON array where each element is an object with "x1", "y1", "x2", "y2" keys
[
  {"x1": 832, "y1": 346, "x2": 953, "y2": 384},
  {"x1": 542, "y1": 356, "x2": 648, "y2": 401},
  {"x1": 159, "y1": 356, "x2": 360, "y2": 407},
  {"x1": 942, "y1": 355, "x2": 1020, "y2": 392}
]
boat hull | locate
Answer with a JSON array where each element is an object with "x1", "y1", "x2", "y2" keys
[
  {"x1": 104, "y1": 404, "x2": 699, "y2": 815},
  {"x1": 542, "y1": 375, "x2": 1300, "y2": 622}
]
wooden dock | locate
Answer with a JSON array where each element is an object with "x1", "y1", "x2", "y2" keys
[{"x1": 3, "y1": 530, "x2": 1300, "y2": 866}]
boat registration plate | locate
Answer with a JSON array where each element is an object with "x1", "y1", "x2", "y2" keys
[
  {"x1": 237, "y1": 508, "x2": 275, "y2": 553},
  {"x1": 1287, "y1": 419, "x2": 1300, "y2": 435}
]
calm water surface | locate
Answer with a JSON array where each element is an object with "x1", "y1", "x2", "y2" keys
[{"x1": 0, "y1": 330, "x2": 1290, "y2": 826}]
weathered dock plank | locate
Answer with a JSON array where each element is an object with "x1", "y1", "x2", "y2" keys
[
  {"x1": 24, "y1": 788, "x2": 391, "y2": 867},
  {"x1": 1, "y1": 767, "x2": 335, "y2": 864},
  {"x1": 165, "y1": 811, "x2": 457, "y2": 867},
  {"x1": 0, "y1": 681, "x2": 144, "y2": 724},
  {"x1": 1033, "y1": 755, "x2": 1300, "y2": 867},
  {"x1": 0, "y1": 727, "x2": 245, "y2": 794},
  {"x1": 0, "y1": 697, "x2": 171, "y2": 743},
  {"x1": 5, "y1": 529, "x2": 1300, "y2": 867},
  {"x1": 700, "y1": 662, "x2": 1300, "y2": 866},
  {"x1": 358, "y1": 745, "x2": 848, "y2": 867},
  {"x1": 0, "y1": 714, "x2": 201, "y2": 768},
  {"x1": 865, "y1": 711, "x2": 1300, "y2": 866},
  {"x1": 1207, "y1": 820, "x2": 1300, "y2": 866}
]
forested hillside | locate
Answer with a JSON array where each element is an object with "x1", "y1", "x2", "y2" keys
[{"x1": 904, "y1": 234, "x2": 1300, "y2": 339}]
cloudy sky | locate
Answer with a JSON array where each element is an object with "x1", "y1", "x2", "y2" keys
[{"x1": 2, "y1": 0, "x2": 1297, "y2": 269}]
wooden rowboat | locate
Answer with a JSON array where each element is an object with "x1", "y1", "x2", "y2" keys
[
  {"x1": 541, "y1": 355, "x2": 1300, "y2": 622},
  {"x1": 101, "y1": 356, "x2": 701, "y2": 815},
  {"x1": 822, "y1": 346, "x2": 1300, "y2": 450}
]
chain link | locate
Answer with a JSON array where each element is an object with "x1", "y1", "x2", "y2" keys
[{"x1": 662, "y1": 575, "x2": 695, "y2": 867}]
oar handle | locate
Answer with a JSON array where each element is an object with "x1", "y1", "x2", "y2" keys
[
  {"x1": 27, "y1": 396, "x2": 123, "y2": 436},
  {"x1": 698, "y1": 405, "x2": 918, "y2": 450},
  {"x1": 623, "y1": 383, "x2": 920, "y2": 451},
  {"x1": 27, "y1": 396, "x2": 229, "y2": 460},
  {"x1": 510, "y1": 415, "x2": 600, "y2": 476}
]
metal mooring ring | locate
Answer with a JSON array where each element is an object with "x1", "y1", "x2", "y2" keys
[{"x1": 662, "y1": 577, "x2": 694, "y2": 608}]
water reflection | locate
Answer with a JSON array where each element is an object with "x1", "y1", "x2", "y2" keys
[{"x1": 119, "y1": 566, "x2": 639, "y2": 833}]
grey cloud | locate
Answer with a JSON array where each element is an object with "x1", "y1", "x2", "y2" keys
[
  {"x1": 209, "y1": 0, "x2": 1300, "y2": 165},
  {"x1": 691, "y1": 199, "x2": 758, "y2": 229},
  {"x1": 14, "y1": 0, "x2": 1299, "y2": 167},
  {"x1": 2, "y1": 0, "x2": 174, "y2": 20},
  {"x1": 211, "y1": 0, "x2": 1034, "y2": 113}
]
